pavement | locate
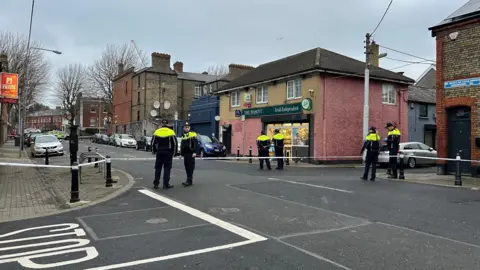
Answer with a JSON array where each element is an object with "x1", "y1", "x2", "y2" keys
[
  {"x1": 0, "y1": 140, "x2": 133, "y2": 223},
  {"x1": 1, "y1": 140, "x2": 480, "y2": 269}
]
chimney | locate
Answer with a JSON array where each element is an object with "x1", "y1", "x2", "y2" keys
[
  {"x1": 228, "y1": 64, "x2": 255, "y2": 79},
  {"x1": 0, "y1": 53, "x2": 8, "y2": 72},
  {"x1": 151, "y1": 52, "x2": 171, "y2": 73},
  {"x1": 202, "y1": 71, "x2": 208, "y2": 74},
  {"x1": 396, "y1": 72, "x2": 404, "y2": 75},
  {"x1": 368, "y1": 42, "x2": 380, "y2": 67},
  {"x1": 173, "y1": 61, "x2": 183, "y2": 73},
  {"x1": 117, "y1": 63, "x2": 124, "y2": 75}
]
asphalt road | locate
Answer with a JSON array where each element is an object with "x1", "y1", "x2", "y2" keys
[{"x1": 2, "y1": 140, "x2": 479, "y2": 269}]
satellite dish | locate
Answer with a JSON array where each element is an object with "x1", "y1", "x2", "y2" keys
[
  {"x1": 214, "y1": 115, "x2": 220, "y2": 121},
  {"x1": 153, "y1": 101, "x2": 160, "y2": 109},
  {"x1": 164, "y1": 100, "x2": 171, "y2": 110},
  {"x1": 150, "y1": 110, "x2": 158, "y2": 117}
]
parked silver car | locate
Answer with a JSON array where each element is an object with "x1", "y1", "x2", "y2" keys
[
  {"x1": 372, "y1": 142, "x2": 437, "y2": 168},
  {"x1": 30, "y1": 135, "x2": 64, "y2": 157}
]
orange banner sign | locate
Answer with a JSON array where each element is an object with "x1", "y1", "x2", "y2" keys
[{"x1": 0, "y1": 72, "x2": 19, "y2": 100}]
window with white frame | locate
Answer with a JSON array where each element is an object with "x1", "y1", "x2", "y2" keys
[
  {"x1": 203, "y1": 86, "x2": 208, "y2": 95},
  {"x1": 209, "y1": 84, "x2": 213, "y2": 93},
  {"x1": 89, "y1": 118, "x2": 96, "y2": 127},
  {"x1": 256, "y1": 86, "x2": 268, "y2": 104},
  {"x1": 382, "y1": 84, "x2": 396, "y2": 105},
  {"x1": 287, "y1": 79, "x2": 302, "y2": 99},
  {"x1": 194, "y1": 86, "x2": 201, "y2": 97},
  {"x1": 231, "y1": 91, "x2": 240, "y2": 107}
]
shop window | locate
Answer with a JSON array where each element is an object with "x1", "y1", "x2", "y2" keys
[
  {"x1": 419, "y1": 104, "x2": 428, "y2": 117},
  {"x1": 382, "y1": 84, "x2": 396, "y2": 105},
  {"x1": 267, "y1": 122, "x2": 309, "y2": 148},
  {"x1": 231, "y1": 91, "x2": 240, "y2": 107},
  {"x1": 287, "y1": 79, "x2": 302, "y2": 99},
  {"x1": 256, "y1": 86, "x2": 268, "y2": 104}
]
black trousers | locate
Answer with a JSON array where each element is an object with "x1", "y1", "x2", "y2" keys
[
  {"x1": 183, "y1": 153, "x2": 195, "y2": 182},
  {"x1": 275, "y1": 148, "x2": 284, "y2": 169},
  {"x1": 154, "y1": 151, "x2": 173, "y2": 186},
  {"x1": 258, "y1": 150, "x2": 271, "y2": 169},
  {"x1": 388, "y1": 149, "x2": 398, "y2": 177},
  {"x1": 363, "y1": 151, "x2": 379, "y2": 179}
]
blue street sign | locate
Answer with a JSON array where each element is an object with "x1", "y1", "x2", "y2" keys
[{"x1": 444, "y1": 77, "x2": 480, "y2": 89}]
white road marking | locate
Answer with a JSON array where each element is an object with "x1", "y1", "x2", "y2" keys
[
  {"x1": 267, "y1": 178, "x2": 353, "y2": 194},
  {"x1": 85, "y1": 239, "x2": 259, "y2": 270},
  {"x1": 123, "y1": 154, "x2": 136, "y2": 158},
  {"x1": 138, "y1": 189, "x2": 266, "y2": 242},
  {"x1": 96, "y1": 223, "x2": 210, "y2": 241}
]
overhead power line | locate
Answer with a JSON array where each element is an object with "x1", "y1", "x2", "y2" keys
[
  {"x1": 379, "y1": 45, "x2": 435, "y2": 63},
  {"x1": 388, "y1": 61, "x2": 434, "y2": 71},
  {"x1": 385, "y1": 57, "x2": 435, "y2": 64},
  {"x1": 371, "y1": 0, "x2": 393, "y2": 36}
]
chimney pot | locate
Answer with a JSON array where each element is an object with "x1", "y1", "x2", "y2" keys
[
  {"x1": 173, "y1": 61, "x2": 184, "y2": 73},
  {"x1": 397, "y1": 72, "x2": 404, "y2": 75},
  {"x1": 202, "y1": 71, "x2": 208, "y2": 74},
  {"x1": 117, "y1": 63, "x2": 124, "y2": 75}
]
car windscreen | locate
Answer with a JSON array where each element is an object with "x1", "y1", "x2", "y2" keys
[
  {"x1": 200, "y1": 135, "x2": 218, "y2": 143},
  {"x1": 121, "y1": 134, "x2": 133, "y2": 139},
  {"x1": 145, "y1": 137, "x2": 152, "y2": 142},
  {"x1": 36, "y1": 136, "x2": 58, "y2": 143}
]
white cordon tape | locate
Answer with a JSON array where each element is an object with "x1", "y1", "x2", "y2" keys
[
  {"x1": 0, "y1": 159, "x2": 106, "y2": 169},
  {"x1": 78, "y1": 159, "x2": 106, "y2": 167},
  {"x1": 107, "y1": 155, "x2": 480, "y2": 163}
]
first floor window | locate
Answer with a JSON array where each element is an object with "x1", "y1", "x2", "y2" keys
[
  {"x1": 195, "y1": 86, "x2": 201, "y2": 97},
  {"x1": 231, "y1": 91, "x2": 240, "y2": 107},
  {"x1": 256, "y1": 86, "x2": 268, "y2": 104},
  {"x1": 382, "y1": 84, "x2": 396, "y2": 104},
  {"x1": 89, "y1": 118, "x2": 96, "y2": 127},
  {"x1": 419, "y1": 104, "x2": 428, "y2": 117},
  {"x1": 287, "y1": 79, "x2": 302, "y2": 99}
]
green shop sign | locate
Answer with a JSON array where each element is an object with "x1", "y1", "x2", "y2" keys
[{"x1": 242, "y1": 102, "x2": 303, "y2": 118}]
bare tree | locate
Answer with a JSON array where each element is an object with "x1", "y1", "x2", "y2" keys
[
  {"x1": 55, "y1": 64, "x2": 86, "y2": 125},
  {"x1": 87, "y1": 43, "x2": 148, "y2": 118},
  {"x1": 207, "y1": 64, "x2": 228, "y2": 76},
  {"x1": 0, "y1": 31, "x2": 51, "y2": 123}
]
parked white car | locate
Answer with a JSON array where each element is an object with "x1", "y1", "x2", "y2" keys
[
  {"x1": 364, "y1": 142, "x2": 437, "y2": 168},
  {"x1": 30, "y1": 135, "x2": 64, "y2": 157},
  {"x1": 115, "y1": 134, "x2": 137, "y2": 148}
]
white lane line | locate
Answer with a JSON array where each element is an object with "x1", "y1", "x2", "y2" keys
[
  {"x1": 123, "y1": 154, "x2": 136, "y2": 158},
  {"x1": 138, "y1": 189, "x2": 266, "y2": 242},
  {"x1": 267, "y1": 178, "x2": 353, "y2": 194},
  {"x1": 84, "y1": 239, "x2": 259, "y2": 270}
]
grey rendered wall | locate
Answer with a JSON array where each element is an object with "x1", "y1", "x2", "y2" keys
[{"x1": 407, "y1": 102, "x2": 436, "y2": 143}]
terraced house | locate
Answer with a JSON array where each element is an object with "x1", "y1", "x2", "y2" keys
[{"x1": 215, "y1": 47, "x2": 414, "y2": 163}]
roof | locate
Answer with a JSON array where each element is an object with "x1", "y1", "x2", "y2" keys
[
  {"x1": 177, "y1": 72, "x2": 218, "y2": 82},
  {"x1": 414, "y1": 66, "x2": 436, "y2": 89},
  {"x1": 27, "y1": 109, "x2": 64, "y2": 117},
  {"x1": 429, "y1": 0, "x2": 480, "y2": 32},
  {"x1": 216, "y1": 47, "x2": 414, "y2": 92},
  {"x1": 408, "y1": 86, "x2": 436, "y2": 104}
]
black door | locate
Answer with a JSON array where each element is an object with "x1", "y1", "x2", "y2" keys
[
  {"x1": 447, "y1": 106, "x2": 471, "y2": 174},
  {"x1": 222, "y1": 125, "x2": 232, "y2": 155}
]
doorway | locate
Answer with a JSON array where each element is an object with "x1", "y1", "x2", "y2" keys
[
  {"x1": 222, "y1": 124, "x2": 232, "y2": 155},
  {"x1": 447, "y1": 106, "x2": 471, "y2": 174}
]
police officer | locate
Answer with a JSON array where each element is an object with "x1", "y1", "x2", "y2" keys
[
  {"x1": 180, "y1": 122, "x2": 197, "y2": 187},
  {"x1": 385, "y1": 122, "x2": 401, "y2": 179},
  {"x1": 272, "y1": 129, "x2": 285, "y2": 170},
  {"x1": 386, "y1": 121, "x2": 397, "y2": 176},
  {"x1": 152, "y1": 119, "x2": 178, "y2": 189},
  {"x1": 257, "y1": 131, "x2": 272, "y2": 170},
  {"x1": 360, "y1": 126, "x2": 380, "y2": 181}
]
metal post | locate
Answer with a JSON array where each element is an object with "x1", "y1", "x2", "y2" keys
[
  {"x1": 44, "y1": 148, "x2": 49, "y2": 165},
  {"x1": 105, "y1": 155, "x2": 113, "y2": 187},
  {"x1": 70, "y1": 162, "x2": 80, "y2": 203},
  {"x1": 285, "y1": 151, "x2": 290, "y2": 166},
  {"x1": 398, "y1": 152, "x2": 405, "y2": 180},
  {"x1": 362, "y1": 33, "x2": 371, "y2": 139},
  {"x1": 248, "y1": 146, "x2": 252, "y2": 163},
  {"x1": 455, "y1": 152, "x2": 462, "y2": 186},
  {"x1": 94, "y1": 148, "x2": 99, "y2": 168},
  {"x1": 87, "y1": 146, "x2": 91, "y2": 163},
  {"x1": 237, "y1": 146, "x2": 240, "y2": 161}
]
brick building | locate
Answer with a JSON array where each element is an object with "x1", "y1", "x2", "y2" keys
[
  {"x1": 26, "y1": 107, "x2": 65, "y2": 131},
  {"x1": 74, "y1": 92, "x2": 109, "y2": 134},
  {"x1": 429, "y1": 0, "x2": 480, "y2": 175},
  {"x1": 112, "y1": 64, "x2": 134, "y2": 132},
  {"x1": 215, "y1": 47, "x2": 414, "y2": 163}
]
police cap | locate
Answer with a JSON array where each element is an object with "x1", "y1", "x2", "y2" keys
[
  {"x1": 385, "y1": 122, "x2": 393, "y2": 128},
  {"x1": 161, "y1": 119, "x2": 168, "y2": 125},
  {"x1": 260, "y1": 130, "x2": 265, "y2": 135},
  {"x1": 369, "y1": 126, "x2": 376, "y2": 131},
  {"x1": 184, "y1": 122, "x2": 190, "y2": 127},
  {"x1": 274, "y1": 129, "x2": 280, "y2": 133}
]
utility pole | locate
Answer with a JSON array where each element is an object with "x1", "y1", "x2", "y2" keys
[{"x1": 363, "y1": 33, "x2": 372, "y2": 140}]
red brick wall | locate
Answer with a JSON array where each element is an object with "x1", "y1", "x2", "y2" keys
[
  {"x1": 113, "y1": 72, "x2": 133, "y2": 127},
  {"x1": 82, "y1": 100, "x2": 108, "y2": 129},
  {"x1": 223, "y1": 118, "x2": 262, "y2": 155}
]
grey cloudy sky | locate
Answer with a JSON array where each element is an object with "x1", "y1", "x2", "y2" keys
[{"x1": 0, "y1": 0, "x2": 461, "y2": 106}]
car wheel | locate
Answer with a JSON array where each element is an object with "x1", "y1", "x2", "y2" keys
[
  {"x1": 60, "y1": 153, "x2": 64, "y2": 156},
  {"x1": 135, "y1": 144, "x2": 138, "y2": 150},
  {"x1": 408, "y1": 158, "x2": 416, "y2": 169},
  {"x1": 144, "y1": 145, "x2": 147, "y2": 151}
]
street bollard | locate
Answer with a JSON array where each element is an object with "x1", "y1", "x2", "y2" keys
[
  {"x1": 94, "y1": 148, "x2": 99, "y2": 168},
  {"x1": 45, "y1": 149, "x2": 49, "y2": 165},
  {"x1": 455, "y1": 152, "x2": 462, "y2": 186},
  {"x1": 237, "y1": 146, "x2": 240, "y2": 161},
  {"x1": 70, "y1": 162, "x2": 80, "y2": 203},
  {"x1": 398, "y1": 152, "x2": 405, "y2": 180},
  {"x1": 105, "y1": 155, "x2": 113, "y2": 187},
  {"x1": 87, "y1": 146, "x2": 91, "y2": 163},
  {"x1": 285, "y1": 151, "x2": 290, "y2": 166},
  {"x1": 248, "y1": 146, "x2": 252, "y2": 163}
]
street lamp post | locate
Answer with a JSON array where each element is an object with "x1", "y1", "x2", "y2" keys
[{"x1": 19, "y1": 0, "x2": 62, "y2": 155}]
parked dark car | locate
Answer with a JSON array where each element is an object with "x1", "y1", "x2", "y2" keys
[
  {"x1": 101, "y1": 134, "x2": 110, "y2": 144},
  {"x1": 196, "y1": 134, "x2": 226, "y2": 157},
  {"x1": 26, "y1": 132, "x2": 42, "y2": 147},
  {"x1": 136, "y1": 136, "x2": 152, "y2": 151}
]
